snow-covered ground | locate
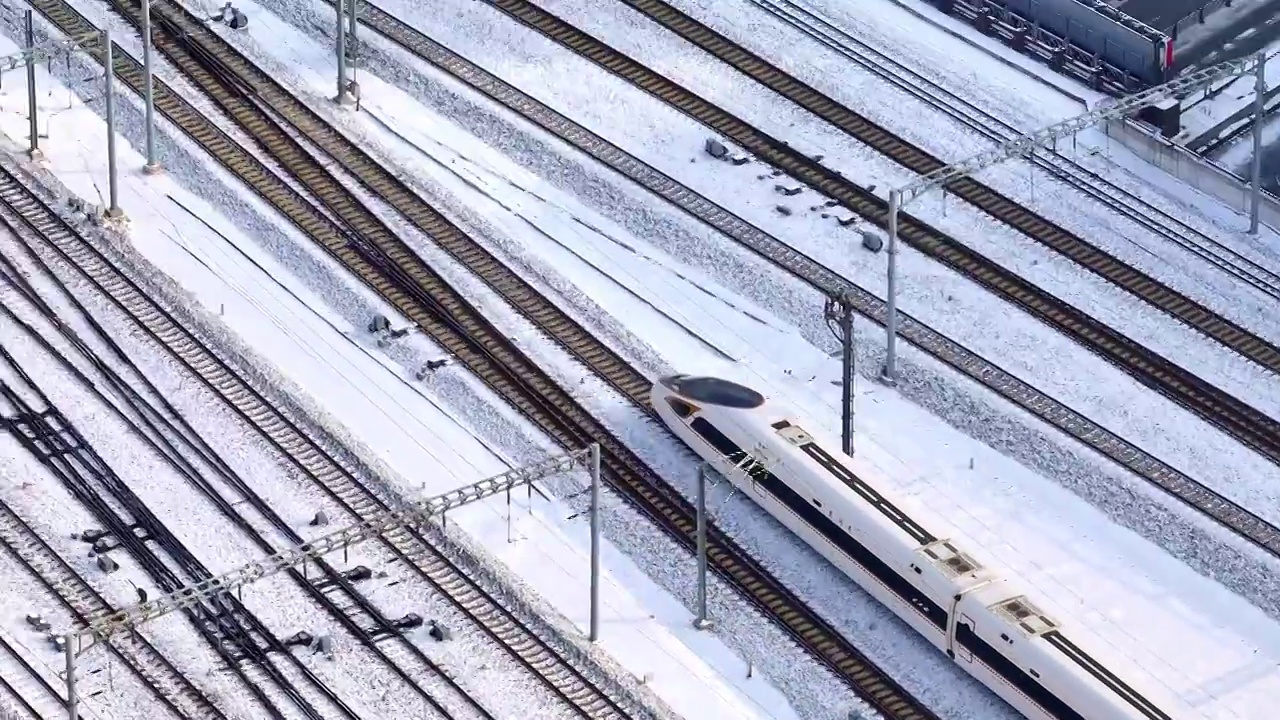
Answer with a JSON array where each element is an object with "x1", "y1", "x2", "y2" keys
[
  {"x1": 228, "y1": 0, "x2": 1280, "y2": 552},
  {"x1": 0, "y1": 360, "x2": 272, "y2": 720},
  {"x1": 721, "y1": 0, "x2": 1280, "y2": 234},
  {"x1": 2, "y1": 0, "x2": 1279, "y2": 717},
  {"x1": 290, "y1": 28, "x2": 1280, "y2": 709},
  {"x1": 840, "y1": 0, "x2": 1279, "y2": 163},
  {"x1": 1178, "y1": 46, "x2": 1280, "y2": 158},
  {"x1": 0, "y1": 12, "x2": 818, "y2": 720},
  {"x1": 0, "y1": 433, "x2": 195, "y2": 720},
  {"x1": 731, "y1": 0, "x2": 1280, "y2": 274},
  {"x1": 1, "y1": 230, "x2": 584, "y2": 719},
  {"x1": 531, "y1": 0, "x2": 1280, "y2": 359},
  {"x1": 1174, "y1": 0, "x2": 1280, "y2": 70},
  {"x1": 857, "y1": 0, "x2": 1280, "y2": 175}
]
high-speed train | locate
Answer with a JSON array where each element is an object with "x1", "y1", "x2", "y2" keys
[{"x1": 652, "y1": 374, "x2": 1195, "y2": 720}]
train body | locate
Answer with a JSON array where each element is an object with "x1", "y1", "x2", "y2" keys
[
  {"x1": 930, "y1": 0, "x2": 1173, "y2": 93},
  {"x1": 651, "y1": 374, "x2": 1196, "y2": 720}
]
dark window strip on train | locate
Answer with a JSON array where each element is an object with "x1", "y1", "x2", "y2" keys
[
  {"x1": 769, "y1": 419, "x2": 935, "y2": 545},
  {"x1": 1044, "y1": 632, "x2": 1170, "y2": 720},
  {"x1": 800, "y1": 441, "x2": 936, "y2": 545},
  {"x1": 689, "y1": 417, "x2": 948, "y2": 630},
  {"x1": 956, "y1": 622, "x2": 1084, "y2": 720}
]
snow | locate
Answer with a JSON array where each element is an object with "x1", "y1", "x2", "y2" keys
[
  {"x1": 857, "y1": 0, "x2": 1269, "y2": 162},
  {"x1": 0, "y1": 237, "x2": 581, "y2": 720},
  {"x1": 803, "y1": 384, "x2": 1280, "y2": 718},
  {"x1": 1177, "y1": 48, "x2": 1280, "y2": 150},
  {"x1": 0, "y1": 412, "x2": 250, "y2": 720},
  {"x1": 0, "y1": 11, "x2": 811, "y2": 719},
  {"x1": 855, "y1": 0, "x2": 1104, "y2": 105},
  {"x1": 758, "y1": 0, "x2": 1280, "y2": 251},
  {"x1": 749, "y1": 0, "x2": 1280, "y2": 271},
  {"x1": 205, "y1": 5, "x2": 1280, "y2": 714},
  {"x1": 345, "y1": 95, "x2": 1280, "y2": 714},
  {"x1": 287, "y1": 73, "x2": 1280, "y2": 713},
  {"x1": 1, "y1": 0, "x2": 1277, "y2": 717},
  {"x1": 315, "y1": 0, "x2": 1280, "y2": 434},
  {"x1": 539, "y1": 0, "x2": 1280, "y2": 367},
  {"x1": 247, "y1": 0, "x2": 1280, "y2": 542},
  {"x1": 1175, "y1": 0, "x2": 1280, "y2": 68},
  {"x1": 861, "y1": 0, "x2": 1280, "y2": 168}
]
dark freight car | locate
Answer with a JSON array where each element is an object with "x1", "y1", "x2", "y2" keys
[{"x1": 931, "y1": 0, "x2": 1174, "y2": 94}]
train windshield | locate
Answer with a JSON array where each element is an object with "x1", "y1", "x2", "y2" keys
[{"x1": 664, "y1": 375, "x2": 765, "y2": 409}]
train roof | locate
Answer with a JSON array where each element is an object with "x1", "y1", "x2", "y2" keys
[{"x1": 754, "y1": 407, "x2": 1279, "y2": 717}]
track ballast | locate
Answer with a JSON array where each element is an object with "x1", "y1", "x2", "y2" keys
[
  {"x1": 0, "y1": 494, "x2": 220, "y2": 719},
  {"x1": 478, "y1": 0, "x2": 1280, "y2": 470},
  {"x1": 605, "y1": 0, "x2": 1280, "y2": 375},
  {"x1": 20, "y1": 0, "x2": 933, "y2": 716},
  {"x1": 0, "y1": 232, "x2": 502, "y2": 720},
  {"x1": 350, "y1": 0, "x2": 1280, "y2": 566}
]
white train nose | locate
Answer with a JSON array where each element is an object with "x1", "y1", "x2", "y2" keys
[
  {"x1": 650, "y1": 378, "x2": 682, "y2": 413},
  {"x1": 657, "y1": 374, "x2": 687, "y2": 390}
]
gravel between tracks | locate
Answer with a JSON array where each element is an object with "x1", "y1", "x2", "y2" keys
[
  {"x1": 252, "y1": 0, "x2": 1280, "y2": 618},
  {"x1": 0, "y1": 13, "x2": 687, "y2": 718},
  {"x1": 5, "y1": 3, "x2": 1279, "y2": 718}
]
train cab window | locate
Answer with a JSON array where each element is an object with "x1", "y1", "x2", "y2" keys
[
  {"x1": 663, "y1": 376, "x2": 765, "y2": 409},
  {"x1": 665, "y1": 397, "x2": 697, "y2": 418}
]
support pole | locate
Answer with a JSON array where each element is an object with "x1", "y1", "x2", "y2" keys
[
  {"x1": 839, "y1": 297, "x2": 855, "y2": 456},
  {"x1": 588, "y1": 443, "x2": 601, "y2": 642},
  {"x1": 65, "y1": 634, "x2": 77, "y2": 720},
  {"x1": 1251, "y1": 50, "x2": 1265, "y2": 234},
  {"x1": 25, "y1": 10, "x2": 39, "y2": 159},
  {"x1": 693, "y1": 464, "x2": 713, "y2": 629},
  {"x1": 1028, "y1": 148, "x2": 1035, "y2": 203},
  {"x1": 141, "y1": 0, "x2": 160, "y2": 173},
  {"x1": 881, "y1": 189, "x2": 900, "y2": 385},
  {"x1": 334, "y1": 0, "x2": 351, "y2": 104},
  {"x1": 103, "y1": 27, "x2": 122, "y2": 219},
  {"x1": 347, "y1": 0, "x2": 358, "y2": 60}
]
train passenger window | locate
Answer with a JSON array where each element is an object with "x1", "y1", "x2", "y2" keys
[{"x1": 690, "y1": 418, "x2": 743, "y2": 458}]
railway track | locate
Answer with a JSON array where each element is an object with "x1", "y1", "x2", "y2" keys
[
  {"x1": 477, "y1": 0, "x2": 1280, "y2": 469},
  {"x1": 0, "y1": 494, "x2": 223, "y2": 719},
  {"x1": 0, "y1": 124, "x2": 636, "y2": 720},
  {"x1": 0, "y1": 241, "x2": 497, "y2": 720},
  {"x1": 0, "y1": 351, "x2": 352, "y2": 720},
  {"x1": 595, "y1": 0, "x2": 1280, "y2": 373},
  {"x1": 340, "y1": 0, "x2": 1280, "y2": 565},
  {"x1": 751, "y1": 0, "x2": 1280, "y2": 304},
  {"x1": 40, "y1": 0, "x2": 1280, "y2": 702},
  {"x1": 0, "y1": 627, "x2": 66, "y2": 719},
  {"x1": 25, "y1": 0, "x2": 935, "y2": 716}
]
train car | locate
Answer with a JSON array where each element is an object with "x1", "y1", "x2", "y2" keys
[
  {"x1": 932, "y1": 0, "x2": 1173, "y2": 93},
  {"x1": 651, "y1": 373, "x2": 1196, "y2": 720}
]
